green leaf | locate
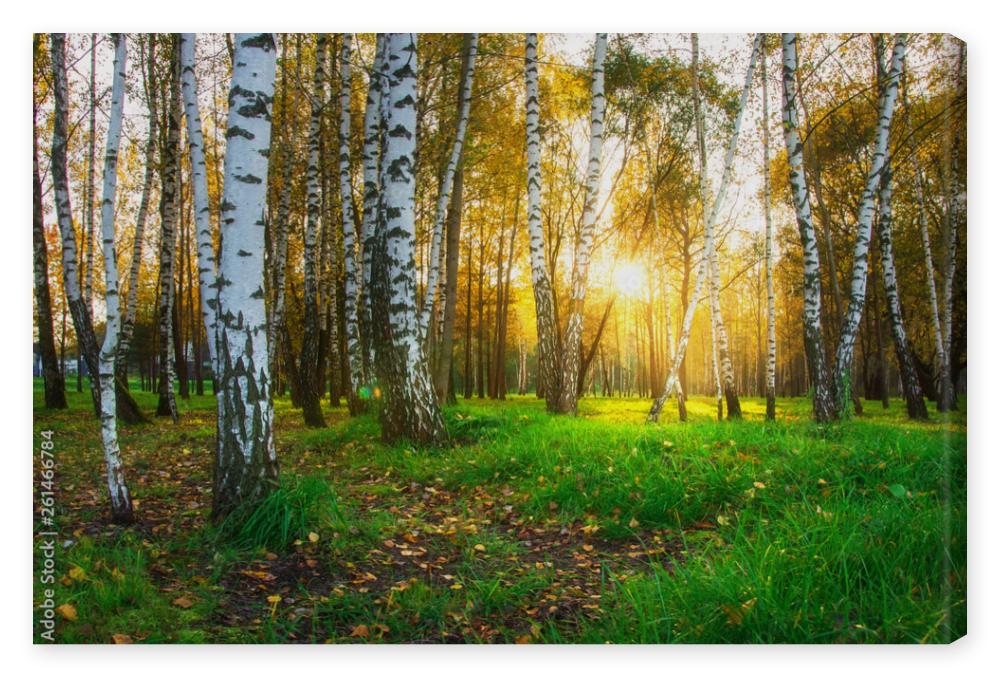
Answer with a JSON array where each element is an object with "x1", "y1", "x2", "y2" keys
[{"x1": 888, "y1": 483, "x2": 907, "y2": 499}]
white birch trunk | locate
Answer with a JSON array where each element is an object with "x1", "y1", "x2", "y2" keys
[
  {"x1": 779, "y1": 33, "x2": 836, "y2": 421},
  {"x1": 50, "y1": 33, "x2": 102, "y2": 416},
  {"x1": 360, "y1": 34, "x2": 387, "y2": 377},
  {"x1": 647, "y1": 34, "x2": 761, "y2": 422},
  {"x1": 97, "y1": 34, "x2": 134, "y2": 523},
  {"x1": 556, "y1": 32, "x2": 608, "y2": 415},
  {"x1": 874, "y1": 157, "x2": 927, "y2": 418},
  {"x1": 337, "y1": 33, "x2": 366, "y2": 412},
  {"x1": 370, "y1": 33, "x2": 448, "y2": 444},
  {"x1": 524, "y1": 33, "x2": 561, "y2": 411},
  {"x1": 761, "y1": 45, "x2": 777, "y2": 421},
  {"x1": 179, "y1": 33, "x2": 219, "y2": 378},
  {"x1": 212, "y1": 33, "x2": 280, "y2": 520},
  {"x1": 831, "y1": 34, "x2": 907, "y2": 410},
  {"x1": 418, "y1": 33, "x2": 478, "y2": 340}
]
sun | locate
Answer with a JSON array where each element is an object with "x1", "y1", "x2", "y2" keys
[{"x1": 614, "y1": 261, "x2": 645, "y2": 298}]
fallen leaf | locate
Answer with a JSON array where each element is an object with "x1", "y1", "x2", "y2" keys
[
  {"x1": 172, "y1": 597, "x2": 194, "y2": 609},
  {"x1": 56, "y1": 603, "x2": 77, "y2": 622},
  {"x1": 473, "y1": 544, "x2": 486, "y2": 552},
  {"x1": 350, "y1": 624, "x2": 370, "y2": 638},
  {"x1": 308, "y1": 532, "x2": 320, "y2": 543},
  {"x1": 68, "y1": 566, "x2": 87, "y2": 582},
  {"x1": 111, "y1": 633, "x2": 133, "y2": 644}
]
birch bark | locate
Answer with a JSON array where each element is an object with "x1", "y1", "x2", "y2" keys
[
  {"x1": 370, "y1": 33, "x2": 448, "y2": 444},
  {"x1": 761, "y1": 44, "x2": 777, "y2": 421},
  {"x1": 418, "y1": 33, "x2": 478, "y2": 340},
  {"x1": 524, "y1": 33, "x2": 561, "y2": 411},
  {"x1": 96, "y1": 33, "x2": 135, "y2": 523},
  {"x1": 156, "y1": 38, "x2": 182, "y2": 421},
  {"x1": 779, "y1": 33, "x2": 836, "y2": 421},
  {"x1": 830, "y1": 34, "x2": 906, "y2": 413},
  {"x1": 179, "y1": 33, "x2": 220, "y2": 378},
  {"x1": 556, "y1": 32, "x2": 608, "y2": 415},
  {"x1": 212, "y1": 33, "x2": 280, "y2": 520},
  {"x1": 336, "y1": 34, "x2": 366, "y2": 414}
]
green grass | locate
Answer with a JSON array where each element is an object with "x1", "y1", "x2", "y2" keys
[{"x1": 33, "y1": 378, "x2": 966, "y2": 643}]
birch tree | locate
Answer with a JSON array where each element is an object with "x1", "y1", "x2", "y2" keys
[
  {"x1": 874, "y1": 157, "x2": 927, "y2": 418},
  {"x1": 556, "y1": 32, "x2": 608, "y2": 416},
  {"x1": 298, "y1": 33, "x2": 328, "y2": 427},
  {"x1": 212, "y1": 33, "x2": 280, "y2": 520},
  {"x1": 692, "y1": 32, "x2": 746, "y2": 420},
  {"x1": 779, "y1": 33, "x2": 836, "y2": 422},
  {"x1": 829, "y1": 34, "x2": 906, "y2": 413},
  {"x1": 370, "y1": 33, "x2": 448, "y2": 444},
  {"x1": 33, "y1": 35, "x2": 67, "y2": 410},
  {"x1": 50, "y1": 33, "x2": 103, "y2": 416},
  {"x1": 524, "y1": 33, "x2": 560, "y2": 412},
  {"x1": 336, "y1": 33, "x2": 366, "y2": 414},
  {"x1": 96, "y1": 34, "x2": 135, "y2": 523},
  {"x1": 940, "y1": 40, "x2": 966, "y2": 412},
  {"x1": 647, "y1": 34, "x2": 761, "y2": 422},
  {"x1": 117, "y1": 34, "x2": 158, "y2": 379},
  {"x1": 179, "y1": 33, "x2": 219, "y2": 378},
  {"x1": 418, "y1": 33, "x2": 478, "y2": 340},
  {"x1": 156, "y1": 37, "x2": 182, "y2": 421},
  {"x1": 761, "y1": 43, "x2": 777, "y2": 421}
]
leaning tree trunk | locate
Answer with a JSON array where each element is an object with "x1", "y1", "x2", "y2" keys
[
  {"x1": 370, "y1": 33, "x2": 448, "y2": 445},
  {"x1": 212, "y1": 33, "x2": 280, "y2": 522},
  {"x1": 117, "y1": 34, "x2": 158, "y2": 381},
  {"x1": 524, "y1": 34, "x2": 561, "y2": 411},
  {"x1": 50, "y1": 33, "x2": 102, "y2": 417},
  {"x1": 156, "y1": 37, "x2": 182, "y2": 422},
  {"x1": 336, "y1": 33, "x2": 366, "y2": 415},
  {"x1": 647, "y1": 34, "x2": 761, "y2": 423},
  {"x1": 83, "y1": 33, "x2": 97, "y2": 321},
  {"x1": 556, "y1": 32, "x2": 607, "y2": 416},
  {"x1": 96, "y1": 34, "x2": 135, "y2": 524},
  {"x1": 298, "y1": 33, "x2": 328, "y2": 428},
  {"x1": 830, "y1": 34, "x2": 906, "y2": 415},
  {"x1": 179, "y1": 34, "x2": 219, "y2": 378},
  {"x1": 779, "y1": 33, "x2": 837, "y2": 422},
  {"x1": 692, "y1": 32, "x2": 748, "y2": 420},
  {"x1": 761, "y1": 45, "x2": 777, "y2": 421},
  {"x1": 418, "y1": 33, "x2": 478, "y2": 340},
  {"x1": 33, "y1": 35, "x2": 67, "y2": 410},
  {"x1": 874, "y1": 158, "x2": 927, "y2": 418}
]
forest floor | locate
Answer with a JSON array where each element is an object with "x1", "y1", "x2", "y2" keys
[{"x1": 32, "y1": 380, "x2": 966, "y2": 644}]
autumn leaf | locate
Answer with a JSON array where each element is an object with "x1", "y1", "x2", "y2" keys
[
  {"x1": 308, "y1": 532, "x2": 320, "y2": 543},
  {"x1": 172, "y1": 596, "x2": 194, "y2": 609},
  {"x1": 350, "y1": 624, "x2": 370, "y2": 638},
  {"x1": 68, "y1": 565, "x2": 87, "y2": 582},
  {"x1": 473, "y1": 544, "x2": 486, "y2": 552},
  {"x1": 111, "y1": 633, "x2": 133, "y2": 644},
  {"x1": 56, "y1": 603, "x2": 77, "y2": 622}
]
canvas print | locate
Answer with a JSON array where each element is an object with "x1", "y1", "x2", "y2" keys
[{"x1": 32, "y1": 32, "x2": 966, "y2": 644}]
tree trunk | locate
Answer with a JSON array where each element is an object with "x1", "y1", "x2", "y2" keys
[
  {"x1": 95, "y1": 34, "x2": 135, "y2": 524},
  {"x1": 297, "y1": 34, "x2": 329, "y2": 428},
  {"x1": 761, "y1": 45, "x2": 777, "y2": 421},
  {"x1": 33, "y1": 35, "x2": 67, "y2": 410},
  {"x1": 874, "y1": 159, "x2": 927, "y2": 418},
  {"x1": 337, "y1": 34, "x2": 367, "y2": 415},
  {"x1": 831, "y1": 34, "x2": 907, "y2": 413},
  {"x1": 370, "y1": 33, "x2": 448, "y2": 445},
  {"x1": 117, "y1": 34, "x2": 158, "y2": 382},
  {"x1": 212, "y1": 33, "x2": 280, "y2": 522},
  {"x1": 556, "y1": 33, "x2": 607, "y2": 415},
  {"x1": 156, "y1": 37, "x2": 182, "y2": 422},
  {"x1": 524, "y1": 33, "x2": 561, "y2": 412},
  {"x1": 435, "y1": 158, "x2": 465, "y2": 403},
  {"x1": 419, "y1": 33, "x2": 478, "y2": 339},
  {"x1": 779, "y1": 33, "x2": 837, "y2": 422}
]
